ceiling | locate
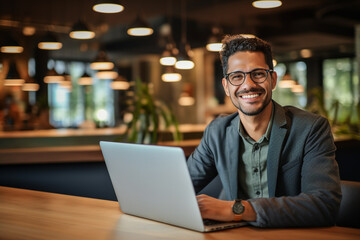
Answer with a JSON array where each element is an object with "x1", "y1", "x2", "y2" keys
[{"x1": 0, "y1": 0, "x2": 359, "y2": 62}]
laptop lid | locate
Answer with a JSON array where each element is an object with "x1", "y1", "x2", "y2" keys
[
  {"x1": 100, "y1": 141, "x2": 247, "y2": 232},
  {"x1": 100, "y1": 141, "x2": 206, "y2": 232}
]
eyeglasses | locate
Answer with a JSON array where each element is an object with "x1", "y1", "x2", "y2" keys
[{"x1": 225, "y1": 68, "x2": 273, "y2": 86}]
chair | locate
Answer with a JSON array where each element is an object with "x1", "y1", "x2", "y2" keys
[{"x1": 336, "y1": 180, "x2": 360, "y2": 228}]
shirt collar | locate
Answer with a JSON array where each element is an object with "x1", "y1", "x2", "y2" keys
[{"x1": 238, "y1": 102, "x2": 275, "y2": 143}]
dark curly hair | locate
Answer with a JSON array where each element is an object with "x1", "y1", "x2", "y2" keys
[{"x1": 220, "y1": 35, "x2": 274, "y2": 77}]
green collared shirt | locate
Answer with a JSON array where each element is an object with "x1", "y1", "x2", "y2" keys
[{"x1": 237, "y1": 106, "x2": 274, "y2": 199}]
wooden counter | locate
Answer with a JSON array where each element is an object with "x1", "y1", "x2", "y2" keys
[
  {"x1": 0, "y1": 124, "x2": 205, "y2": 149},
  {"x1": 0, "y1": 186, "x2": 359, "y2": 240},
  {"x1": 0, "y1": 125, "x2": 204, "y2": 165},
  {"x1": 0, "y1": 145, "x2": 103, "y2": 164},
  {"x1": 0, "y1": 139, "x2": 201, "y2": 165}
]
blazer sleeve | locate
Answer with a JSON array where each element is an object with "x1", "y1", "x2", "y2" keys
[
  {"x1": 248, "y1": 116, "x2": 342, "y2": 227},
  {"x1": 187, "y1": 122, "x2": 218, "y2": 193}
]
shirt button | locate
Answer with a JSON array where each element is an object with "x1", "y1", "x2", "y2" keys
[
  {"x1": 256, "y1": 191, "x2": 260, "y2": 195},
  {"x1": 254, "y1": 144, "x2": 259, "y2": 150},
  {"x1": 254, "y1": 168, "x2": 259, "y2": 173}
]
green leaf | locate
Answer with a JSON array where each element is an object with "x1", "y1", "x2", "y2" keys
[{"x1": 124, "y1": 78, "x2": 182, "y2": 144}]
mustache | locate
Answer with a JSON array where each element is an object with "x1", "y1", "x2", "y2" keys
[{"x1": 236, "y1": 88, "x2": 265, "y2": 96}]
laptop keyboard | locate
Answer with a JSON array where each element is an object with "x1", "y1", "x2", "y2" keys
[{"x1": 203, "y1": 219, "x2": 227, "y2": 226}]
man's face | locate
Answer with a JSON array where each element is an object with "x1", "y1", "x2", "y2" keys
[{"x1": 222, "y1": 51, "x2": 277, "y2": 116}]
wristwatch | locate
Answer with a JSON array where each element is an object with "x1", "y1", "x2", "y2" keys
[{"x1": 232, "y1": 199, "x2": 245, "y2": 221}]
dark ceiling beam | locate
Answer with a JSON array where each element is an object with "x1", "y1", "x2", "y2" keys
[
  {"x1": 258, "y1": 20, "x2": 355, "y2": 40},
  {"x1": 255, "y1": 7, "x2": 355, "y2": 39},
  {"x1": 104, "y1": 17, "x2": 213, "y2": 55},
  {"x1": 315, "y1": 0, "x2": 360, "y2": 23}
]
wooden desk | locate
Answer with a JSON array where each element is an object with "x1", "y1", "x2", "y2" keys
[{"x1": 0, "y1": 187, "x2": 359, "y2": 240}]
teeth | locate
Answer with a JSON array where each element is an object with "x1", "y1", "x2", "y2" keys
[{"x1": 242, "y1": 94, "x2": 259, "y2": 99}]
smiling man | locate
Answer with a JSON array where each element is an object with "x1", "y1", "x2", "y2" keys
[{"x1": 187, "y1": 35, "x2": 342, "y2": 227}]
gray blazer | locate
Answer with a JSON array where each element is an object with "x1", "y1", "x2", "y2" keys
[{"x1": 187, "y1": 101, "x2": 341, "y2": 227}]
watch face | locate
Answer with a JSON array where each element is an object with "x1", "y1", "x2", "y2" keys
[{"x1": 232, "y1": 200, "x2": 245, "y2": 215}]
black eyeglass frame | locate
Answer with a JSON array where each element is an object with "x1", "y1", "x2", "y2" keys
[{"x1": 225, "y1": 68, "x2": 274, "y2": 86}]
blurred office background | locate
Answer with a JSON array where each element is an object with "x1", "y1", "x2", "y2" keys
[
  {"x1": 0, "y1": 0, "x2": 358, "y2": 131},
  {"x1": 0, "y1": 0, "x2": 359, "y2": 199}
]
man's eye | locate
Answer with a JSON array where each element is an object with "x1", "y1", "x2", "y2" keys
[
  {"x1": 232, "y1": 74, "x2": 243, "y2": 79},
  {"x1": 253, "y1": 72, "x2": 265, "y2": 78}
]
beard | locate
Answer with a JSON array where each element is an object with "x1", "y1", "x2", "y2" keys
[
  {"x1": 238, "y1": 96, "x2": 271, "y2": 116},
  {"x1": 230, "y1": 87, "x2": 272, "y2": 116}
]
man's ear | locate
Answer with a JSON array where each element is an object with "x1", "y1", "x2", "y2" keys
[
  {"x1": 271, "y1": 71, "x2": 277, "y2": 90},
  {"x1": 222, "y1": 78, "x2": 230, "y2": 96}
]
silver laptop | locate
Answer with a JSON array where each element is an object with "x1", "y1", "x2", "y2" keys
[{"x1": 100, "y1": 141, "x2": 247, "y2": 232}]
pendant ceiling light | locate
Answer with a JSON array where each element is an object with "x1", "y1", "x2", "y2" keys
[
  {"x1": 22, "y1": 83, "x2": 40, "y2": 91},
  {"x1": 38, "y1": 32, "x2": 62, "y2": 50},
  {"x1": 127, "y1": 15, "x2": 153, "y2": 36},
  {"x1": 69, "y1": 20, "x2": 95, "y2": 40},
  {"x1": 93, "y1": 0, "x2": 124, "y2": 13},
  {"x1": 96, "y1": 70, "x2": 119, "y2": 79},
  {"x1": 160, "y1": 43, "x2": 177, "y2": 66},
  {"x1": 4, "y1": 62, "x2": 24, "y2": 86},
  {"x1": 161, "y1": 66, "x2": 182, "y2": 82},
  {"x1": 206, "y1": 26, "x2": 223, "y2": 52},
  {"x1": 22, "y1": 77, "x2": 39, "y2": 91},
  {"x1": 291, "y1": 83, "x2": 304, "y2": 94},
  {"x1": 300, "y1": 49, "x2": 313, "y2": 58},
  {"x1": 159, "y1": 4, "x2": 177, "y2": 67},
  {"x1": 43, "y1": 68, "x2": 64, "y2": 84},
  {"x1": 178, "y1": 83, "x2": 195, "y2": 106},
  {"x1": 22, "y1": 26, "x2": 36, "y2": 36},
  {"x1": 61, "y1": 71, "x2": 72, "y2": 83},
  {"x1": 60, "y1": 78, "x2": 72, "y2": 90},
  {"x1": 252, "y1": 0, "x2": 282, "y2": 9},
  {"x1": 175, "y1": 0, "x2": 194, "y2": 70},
  {"x1": 78, "y1": 72, "x2": 93, "y2": 86},
  {"x1": 90, "y1": 51, "x2": 114, "y2": 70},
  {"x1": 278, "y1": 70, "x2": 296, "y2": 88},
  {"x1": 178, "y1": 92, "x2": 195, "y2": 106},
  {"x1": 1, "y1": 36, "x2": 24, "y2": 54},
  {"x1": 175, "y1": 43, "x2": 194, "y2": 70},
  {"x1": 111, "y1": 76, "x2": 130, "y2": 90},
  {"x1": 59, "y1": 70, "x2": 72, "y2": 91}
]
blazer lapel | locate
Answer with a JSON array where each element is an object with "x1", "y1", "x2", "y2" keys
[{"x1": 267, "y1": 101, "x2": 288, "y2": 197}]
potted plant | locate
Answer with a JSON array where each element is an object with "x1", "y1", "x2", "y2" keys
[
  {"x1": 125, "y1": 78, "x2": 182, "y2": 144},
  {"x1": 307, "y1": 87, "x2": 360, "y2": 140}
]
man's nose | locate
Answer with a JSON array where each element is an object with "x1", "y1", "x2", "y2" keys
[{"x1": 241, "y1": 73, "x2": 257, "y2": 88}]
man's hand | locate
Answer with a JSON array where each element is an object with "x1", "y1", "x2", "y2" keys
[
  {"x1": 196, "y1": 194, "x2": 256, "y2": 222},
  {"x1": 196, "y1": 194, "x2": 234, "y2": 221}
]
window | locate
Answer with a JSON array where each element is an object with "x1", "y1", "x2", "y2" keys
[
  {"x1": 273, "y1": 61, "x2": 307, "y2": 108},
  {"x1": 47, "y1": 60, "x2": 115, "y2": 128},
  {"x1": 323, "y1": 58, "x2": 359, "y2": 125}
]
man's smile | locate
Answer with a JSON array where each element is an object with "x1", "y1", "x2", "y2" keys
[
  {"x1": 236, "y1": 88, "x2": 265, "y2": 100},
  {"x1": 241, "y1": 93, "x2": 261, "y2": 99}
]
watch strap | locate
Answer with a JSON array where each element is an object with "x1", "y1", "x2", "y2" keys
[{"x1": 233, "y1": 213, "x2": 243, "y2": 222}]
